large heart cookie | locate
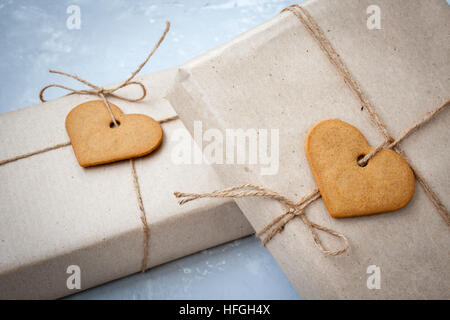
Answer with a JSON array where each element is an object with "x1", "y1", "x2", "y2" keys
[
  {"x1": 66, "y1": 100, "x2": 162, "y2": 167},
  {"x1": 305, "y1": 119, "x2": 414, "y2": 218}
]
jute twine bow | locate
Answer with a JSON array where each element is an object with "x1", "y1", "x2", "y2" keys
[
  {"x1": 0, "y1": 22, "x2": 176, "y2": 272},
  {"x1": 174, "y1": 5, "x2": 449, "y2": 256},
  {"x1": 39, "y1": 21, "x2": 174, "y2": 128},
  {"x1": 175, "y1": 185, "x2": 348, "y2": 256}
]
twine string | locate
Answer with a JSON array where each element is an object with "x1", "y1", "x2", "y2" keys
[
  {"x1": 0, "y1": 114, "x2": 177, "y2": 167},
  {"x1": 0, "y1": 142, "x2": 72, "y2": 166},
  {"x1": 130, "y1": 159, "x2": 150, "y2": 272},
  {"x1": 175, "y1": 5, "x2": 449, "y2": 255},
  {"x1": 358, "y1": 99, "x2": 450, "y2": 166}
]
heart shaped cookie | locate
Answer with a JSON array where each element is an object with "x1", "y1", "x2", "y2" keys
[
  {"x1": 66, "y1": 100, "x2": 162, "y2": 167},
  {"x1": 305, "y1": 119, "x2": 414, "y2": 218}
]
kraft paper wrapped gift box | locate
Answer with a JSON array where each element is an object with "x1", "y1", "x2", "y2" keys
[
  {"x1": 0, "y1": 68, "x2": 253, "y2": 299},
  {"x1": 168, "y1": 0, "x2": 450, "y2": 298}
]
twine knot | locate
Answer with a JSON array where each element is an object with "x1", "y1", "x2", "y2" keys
[{"x1": 95, "y1": 87, "x2": 106, "y2": 95}]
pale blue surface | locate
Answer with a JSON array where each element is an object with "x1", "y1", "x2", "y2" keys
[
  {"x1": 0, "y1": 0, "x2": 300, "y2": 299},
  {"x1": 0, "y1": 0, "x2": 296, "y2": 112}
]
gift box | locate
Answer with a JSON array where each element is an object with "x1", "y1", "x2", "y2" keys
[
  {"x1": 168, "y1": 0, "x2": 450, "y2": 299},
  {"x1": 0, "y1": 68, "x2": 253, "y2": 299}
]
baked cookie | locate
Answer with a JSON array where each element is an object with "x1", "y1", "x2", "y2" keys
[
  {"x1": 66, "y1": 100, "x2": 162, "y2": 167},
  {"x1": 305, "y1": 119, "x2": 414, "y2": 218}
]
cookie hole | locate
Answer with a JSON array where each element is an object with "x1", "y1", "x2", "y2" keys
[
  {"x1": 357, "y1": 154, "x2": 368, "y2": 167},
  {"x1": 109, "y1": 120, "x2": 121, "y2": 128}
]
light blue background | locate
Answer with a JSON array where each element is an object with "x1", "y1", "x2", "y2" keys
[{"x1": 0, "y1": 0, "x2": 300, "y2": 299}]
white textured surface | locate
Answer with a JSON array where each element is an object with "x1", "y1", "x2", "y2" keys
[{"x1": 0, "y1": 0, "x2": 299, "y2": 299}]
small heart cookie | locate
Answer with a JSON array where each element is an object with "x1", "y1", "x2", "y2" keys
[
  {"x1": 66, "y1": 100, "x2": 162, "y2": 167},
  {"x1": 305, "y1": 119, "x2": 414, "y2": 218}
]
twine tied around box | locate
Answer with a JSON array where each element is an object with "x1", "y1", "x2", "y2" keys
[
  {"x1": 174, "y1": 5, "x2": 449, "y2": 256},
  {"x1": 0, "y1": 22, "x2": 176, "y2": 272}
]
